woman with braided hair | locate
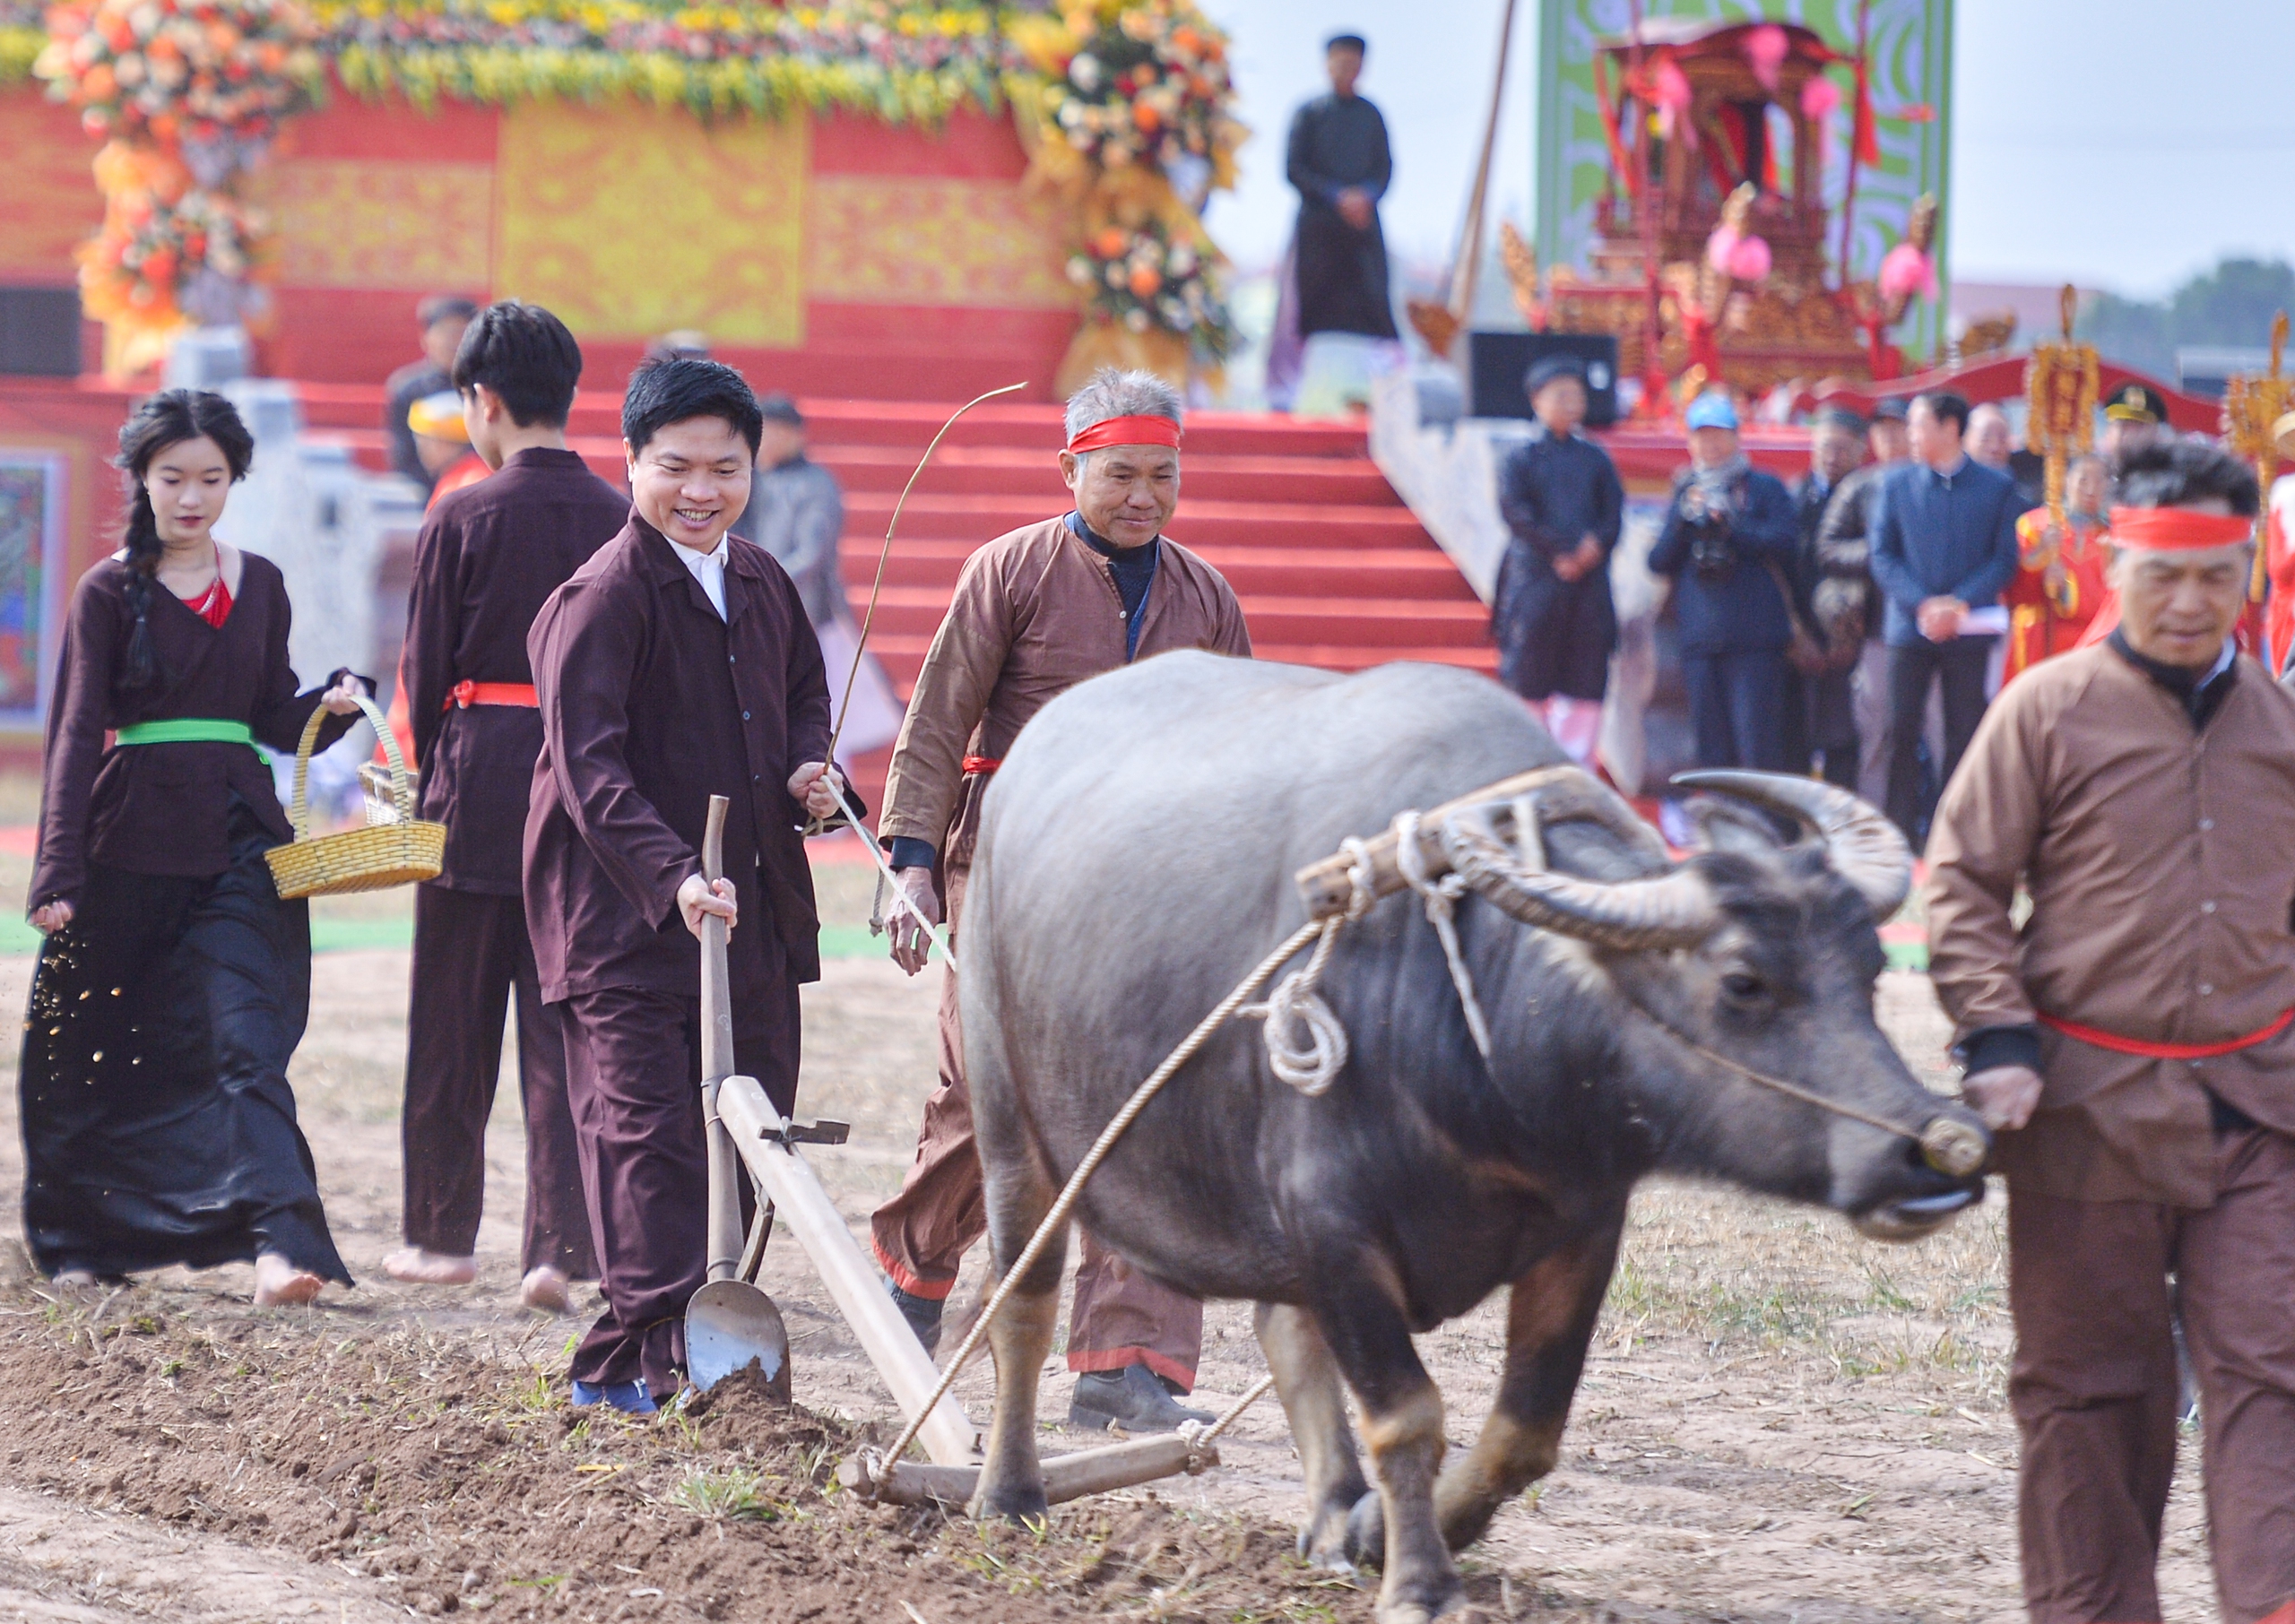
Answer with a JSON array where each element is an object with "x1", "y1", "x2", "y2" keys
[{"x1": 21, "y1": 389, "x2": 371, "y2": 1304}]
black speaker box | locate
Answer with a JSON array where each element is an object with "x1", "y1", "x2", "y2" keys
[
  {"x1": 0, "y1": 287, "x2": 84, "y2": 378},
  {"x1": 1468, "y1": 331, "x2": 1620, "y2": 427}
]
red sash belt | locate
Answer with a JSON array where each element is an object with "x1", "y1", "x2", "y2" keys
[
  {"x1": 2039, "y1": 1007, "x2": 2295, "y2": 1060},
  {"x1": 445, "y1": 680, "x2": 539, "y2": 710},
  {"x1": 962, "y1": 755, "x2": 1001, "y2": 775}
]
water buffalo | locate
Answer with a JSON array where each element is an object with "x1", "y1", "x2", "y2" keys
[{"x1": 958, "y1": 654, "x2": 1988, "y2": 1623}]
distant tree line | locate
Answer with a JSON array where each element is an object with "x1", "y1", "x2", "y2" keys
[{"x1": 2076, "y1": 257, "x2": 2295, "y2": 380}]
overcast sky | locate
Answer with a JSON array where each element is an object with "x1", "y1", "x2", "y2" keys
[{"x1": 1196, "y1": 0, "x2": 2295, "y2": 298}]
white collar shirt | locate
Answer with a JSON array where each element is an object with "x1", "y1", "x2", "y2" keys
[{"x1": 675, "y1": 532, "x2": 731, "y2": 619}]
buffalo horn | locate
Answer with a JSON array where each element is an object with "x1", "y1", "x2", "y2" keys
[
  {"x1": 1440, "y1": 804, "x2": 1717, "y2": 952},
  {"x1": 1671, "y1": 771, "x2": 1913, "y2": 921}
]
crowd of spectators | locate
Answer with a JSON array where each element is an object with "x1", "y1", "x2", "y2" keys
[{"x1": 1490, "y1": 364, "x2": 2189, "y2": 842}]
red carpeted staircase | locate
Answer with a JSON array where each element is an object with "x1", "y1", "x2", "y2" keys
[{"x1": 297, "y1": 388, "x2": 1491, "y2": 806}]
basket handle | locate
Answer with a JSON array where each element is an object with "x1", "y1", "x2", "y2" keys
[{"x1": 289, "y1": 689, "x2": 403, "y2": 842}]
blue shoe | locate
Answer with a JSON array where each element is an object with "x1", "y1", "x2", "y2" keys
[{"x1": 570, "y1": 1378, "x2": 657, "y2": 1415}]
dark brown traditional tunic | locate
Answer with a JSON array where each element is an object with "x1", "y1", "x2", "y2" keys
[
  {"x1": 870, "y1": 514, "x2": 1251, "y2": 1388},
  {"x1": 524, "y1": 515, "x2": 835, "y2": 1391},
  {"x1": 1927, "y1": 640, "x2": 2295, "y2": 1624},
  {"x1": 22, "y1": 552, "x2": 359, "y2": 1282},
  {"x1": 395, "y1": 448, "x2": 627, "y2": 1274}
]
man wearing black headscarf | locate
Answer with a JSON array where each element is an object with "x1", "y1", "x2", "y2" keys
[{"x1": 1285, "y1": 33, "x2": 1398, "y2": 341}]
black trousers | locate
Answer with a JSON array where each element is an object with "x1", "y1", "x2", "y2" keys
[
  {"x1": 1882, "y1": 636, "x2": 1995, "y2": 839},
  {"x1": 559, "y1": 972, "x2": 799, "y2": 1394},
  {"x1": 401, "y1": 885, "x2": 595, "y2": 1277},
  {"x1": 1683, "y1": 648, "x2": 1792, "y2": 771}
]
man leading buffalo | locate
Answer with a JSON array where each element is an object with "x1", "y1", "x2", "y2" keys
[
  {"x1": 1927, "y1": 437, "x2": 2295, "y2": 1624},
  {"x1": 871, "y1": 367, "x2": 1252, "y2": 1432}
]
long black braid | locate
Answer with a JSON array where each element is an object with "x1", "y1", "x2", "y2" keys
[{"x1": 114, "y1": 389, "x2": 256, "y2": 691}]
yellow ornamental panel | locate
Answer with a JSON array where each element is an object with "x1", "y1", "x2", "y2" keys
[
  {"x1": 494, "y1": 101, "x2": 808, "y2": 346},
  {"x1": 255, "y1": 160, "x2": 495, "y2": 292},
  {"x1": 806, "y1": 176, "x2": 1074, "y2": 310}
]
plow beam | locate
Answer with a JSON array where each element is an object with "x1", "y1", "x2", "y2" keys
[
  {"x1": 715, "y1": 1073, "x2": 980, "y2": 1467},
  {"x1": 836, "y1": 1433, "x2": 1218, "y2": 1508}
]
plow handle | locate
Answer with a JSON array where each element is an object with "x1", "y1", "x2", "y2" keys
[{"x1": 700, "y1": 795, "x2": 744, "y2": 1283}]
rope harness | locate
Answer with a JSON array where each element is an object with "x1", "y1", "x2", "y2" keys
[{"x1": 859, "y1": 786, "x2": 1983, "y2": 1482}]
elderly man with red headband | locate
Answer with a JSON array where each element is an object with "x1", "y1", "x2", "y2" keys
[
  {"x1": 870, "y1": 367, "x2": 1251, "y2": 1433},
  {"x1": 1927, "y1": 437, "x2": 2295, "y2": 1624}
]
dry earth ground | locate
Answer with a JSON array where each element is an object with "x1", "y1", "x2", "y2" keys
[{"x1": 0, "y1": 857, "x2": 2220, "y2": 1623}]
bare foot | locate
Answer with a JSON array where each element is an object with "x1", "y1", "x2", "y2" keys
[
  {"x1": 381, "y1": 1247, "x2": 478, "y2": 1285},
  {"x1": 520, "y1": 1266, "x2": 574, "y2": 1315},
  {"x1": 253, "y1": 1252, "x2": 325, "y2": 1307}
]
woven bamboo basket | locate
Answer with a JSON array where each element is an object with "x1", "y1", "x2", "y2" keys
[{"x1": 265, "y1": 691, "x2": 444, "y2": 900}]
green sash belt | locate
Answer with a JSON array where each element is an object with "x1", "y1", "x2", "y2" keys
[{"x1": 115, "y1": 718, "x2": 271, "y2": 761}]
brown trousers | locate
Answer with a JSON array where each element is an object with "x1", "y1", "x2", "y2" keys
[
  {"x1": 2008, "y1": 1127, "x2": 2295, "y2": 1624},
  {"x1": 401, "y1": 885, "x2": 594, "y2": 1277},
  {"x1": 868, "y1": 863, "x2": 1205, "y2": 1389},
  {"x1": 559, "y1": 979, "x2": 796, "y2": 1394}
]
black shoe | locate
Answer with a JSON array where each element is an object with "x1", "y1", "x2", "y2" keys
[
  {"x1": 1068, "y1": 1364, "x2": 1215, "y2": 1434},
  {"x1": 882, "y1": 1274, "x2": 943, "y2": 1357}
]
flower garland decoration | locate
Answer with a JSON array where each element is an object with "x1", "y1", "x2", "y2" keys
[
  {"x1": 315, "y1": 0, "x2": 1015, "y2": 124},
  {"x1": 75, "y1": 140, "x2": 265, "y2": 352},
  {"x1": 40, "y1": 0, "x2": 323, "y2": 143},
  {"x1": 1027, "y1": 0, "x2": 1235, "y2": 191},
  {"x1": 17, "y1": 0, "x2": 1247, "y2": 376},
  {"x1": 1, "y1": 0, "x2": 43, "y2": 88},
  {"x1": 1066, "y1": 216, "x2": 1232, "y2": 358},
  {"x1": 1007, "y1": 0, "x2": 1239, "y2": 201},
  {"x1": 1005, "y1": 0, "x2": 1243, "y2": 380},
  {"x1": 36, "y1": 0, "x2": 319, "y2": 373}
]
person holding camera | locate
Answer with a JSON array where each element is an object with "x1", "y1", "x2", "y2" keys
[{"x1": 1649, "y1": 392, "x2": 1801, "y2": 771}]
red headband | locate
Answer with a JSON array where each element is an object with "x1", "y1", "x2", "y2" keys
[
  {"x1": 2108, "y1": 507, "x2": 2256, "y2": 551},
  {"x1": 1066, "y1": 414, "x2": 1182, "y2": 454}
]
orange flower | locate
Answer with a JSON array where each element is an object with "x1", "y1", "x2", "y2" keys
[
  {"x1": 1128, "y1": 263, "x2": 1162, "y2": 298},
  {"x1": 1132, "y1": 100, "x2": 1160, "y2": 133},
  {"x1": 81, "y1": 62, "x2": 117, "y2": 99},
  {"x1": 1090, "y1": 226, "x2": 1129, "y2": 258}
]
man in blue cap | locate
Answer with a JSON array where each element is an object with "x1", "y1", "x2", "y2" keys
[
  {"x1": 1649, "y1": 392, "x2": 1800, "y2": 770},
  {"x1": 1490, "y1": 354, "x2": 1624, "y2": 764}
]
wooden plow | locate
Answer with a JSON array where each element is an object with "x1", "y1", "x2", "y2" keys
[{"x1": 690, "y1": 791, "x2": 1228, "y2": 1509}]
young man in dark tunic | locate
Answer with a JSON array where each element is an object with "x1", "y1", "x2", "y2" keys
[
  {"x1": 525, "y1": 357, "x2": 846, "y2": 1412},
  {"x1": 1491, "y1": 355, "x2": 1624, "y2": 765},
  {"x1": 382, "y1": 301, "x2": 628, "y2": 1312},
  {"x1": 1285, "y1": 33, "x2": 1398, "y2": 342}
]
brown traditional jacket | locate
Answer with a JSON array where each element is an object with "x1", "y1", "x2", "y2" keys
[
  {"x1": 878, "y1": 514, "x2": 1252, "y2": 868},
  {"x1": 403, "y1": 446, "x2": 628, "y2": 894},
  {"x1": 1926, "y1": 641, "x2": 2295, "y2": 1205},
  {"x1": 33, "y1": 552, "x2": 357, "y2": 911},
  {"x1": 524, "y1": 517, "x2": 834, "y2": 1004}
]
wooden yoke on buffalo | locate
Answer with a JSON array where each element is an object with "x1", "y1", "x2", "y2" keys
[{"x1": 1293, "y1": 764, "x2": 1667, "y2": 920}]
